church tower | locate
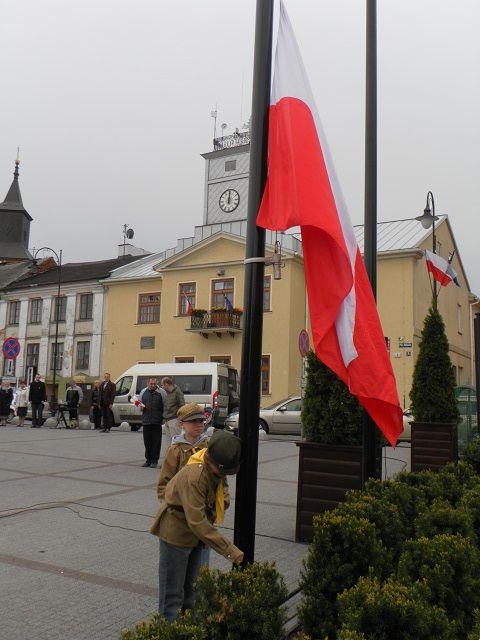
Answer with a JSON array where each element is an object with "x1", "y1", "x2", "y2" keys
[{"x1": 0, "y1": 159, "x2": 33, "y2": 263}]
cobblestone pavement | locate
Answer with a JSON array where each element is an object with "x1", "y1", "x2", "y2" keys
[{"x1": 0, "y1": 426, "x2": 310, "y2": 640}]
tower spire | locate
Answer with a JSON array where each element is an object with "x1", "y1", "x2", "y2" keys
[{"x1": 2, "y1": 151, "x2": 24, "y2": 209}]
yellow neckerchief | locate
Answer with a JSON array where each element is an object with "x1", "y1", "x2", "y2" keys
[{"x1": 187, "y1": 448, "x2": 224, "y2": 525}]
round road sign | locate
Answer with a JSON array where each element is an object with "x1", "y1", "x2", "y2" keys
[
  {"x1": 298, "y1": 329, "x2": 310, "y2": 357},
  {"x1": 2, "y1": 337, "x2": 21, "y2": 360}
]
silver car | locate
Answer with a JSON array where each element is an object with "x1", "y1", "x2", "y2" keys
[{"x1": 224, "y1": 396, "x2": 302, "y2": 436}]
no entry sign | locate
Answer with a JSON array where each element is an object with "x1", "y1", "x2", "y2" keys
[
  {"x1": 2, "y1": 337, "x2": 21, "y2": 360},
  {"x1": 298, "y1": 329, "x2": 310, "y2": 357}
]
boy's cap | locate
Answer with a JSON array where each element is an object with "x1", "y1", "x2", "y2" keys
[
  {"x1": 208, "y1": 430, "x2": 242, "y2": 471},
  {"x1": 177, "y1": 403, "x2": 205, "y2": 422}
]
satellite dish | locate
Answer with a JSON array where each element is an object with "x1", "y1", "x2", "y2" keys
[{"x1": 126, "y1": 228, "x2": 134, "y2": 240}]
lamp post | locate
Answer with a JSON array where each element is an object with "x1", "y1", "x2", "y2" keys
[
  {"x1": 33, "y1": 247, "x2": 62, "y2": 414},
  {"x1": 416, "y1": 191, "x2": 440, "y2": 302}
]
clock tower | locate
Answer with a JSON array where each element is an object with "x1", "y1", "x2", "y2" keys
[{"x1": 201, "y1": 130, "x2": 250, "y2": 225}]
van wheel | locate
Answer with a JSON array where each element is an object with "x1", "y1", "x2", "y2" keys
[
  {"x1": 259, "y1": 419, "x2": 269, "y2": 434},
  {"x1": 130, "y1": 425, "x2": 141, "y2": 432}
]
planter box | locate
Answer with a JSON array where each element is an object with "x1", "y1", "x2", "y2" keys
[
  {"x1": 411, "y1": 421, "x2": 458, "y2": 472},
  {"x1": 295, "y1": 441, "x2": 364, "y2": 543}
]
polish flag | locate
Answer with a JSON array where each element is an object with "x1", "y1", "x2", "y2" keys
[
  {"x1": 257, "y1": 1, "x2": 402, "y2": 445},
  {"x1": 425, "y1": 250, "x2": 460, "y2": 287},
  {"x1": 184, "y1": 294, "x2": 193, "y2": 316}
]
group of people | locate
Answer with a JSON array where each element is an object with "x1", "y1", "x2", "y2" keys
[{"x1": 0, "y1": 374, "x2": 48, "y2": 427}]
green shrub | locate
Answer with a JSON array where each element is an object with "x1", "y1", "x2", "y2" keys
[
  {"x1": 193, "y1": 562, "x2": 287, "y2": 640},
  {"x1": 337, "y1": 630, "x2": 366, "y2": 640},
  {"x1": 301, "y1": 350, "x2": 364, "y2": 445},
  {"x1": 460, "y1": 490, "x2": 480, "y2": 538},
  {"x1": 428, "y1": 462, "x2": 480, "y2": 506},
  {"x1": 413, "y1": 499, "x2": 476, "y2": 540},
  {"x1": 397, "y1": 534, "x2": 480, "y2": 636},
  {"x1": 338, "y1": 494, "x2": 406, "y2": 565},
  {"x1": 410, "y1": 305, "x2": 459, "y2": 424},
  {"x1": 121, "y1": 612, "x2": 206, "y2": 640},
  {"x1": 463, "y1": 439, "x2": 480, "y2": 474},
  {"x1": 467, "y1": 610, "x2": 480, "y2": 640},
  {"x1": 299, "y1": 511, "x2": 385, "y2": 639},
  {"x1": 338, "y1": 576, "x2": 454, "y2": 640}
]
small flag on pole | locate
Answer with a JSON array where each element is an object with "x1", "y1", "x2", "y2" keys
[
  {"x1": 425, "y1": 250, "x2": 460, "y2": 287},
  {"x1": 224, "y1": 295, "x2": 234, "y2": 312}
]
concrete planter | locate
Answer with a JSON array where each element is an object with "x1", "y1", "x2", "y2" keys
[
  {"x1": 411, "y1": 421, "x2": 458, "y2": 472},
  {"x1": 295, "y1": 441, "x2": 364, "y2": 543}
]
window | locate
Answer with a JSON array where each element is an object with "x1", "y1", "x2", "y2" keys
[
  {"x1": 178, "y1": 283, "x2": 196, "y2": 316},
  {"x1": 50, "y1": 343, "x2": 64, "y2": 371},
  {"x1": 138, "y1": 293, "x2": 160, "y2": 324},
  {"x1": 76, "y1": 341, "x2": 90, "y2": 370},
  {"x1": 116, "y1": 376, "x2": 133, "y2": 396},
  {"x1": 261, "y1": 355, "x2": 271, "y2": 395},
  {"x1": 211, "y1": 278, "x2": 234, "y2": 309},
  {"x1": 457, "y1": 304, "x2": 462, "y2": 334},
  {"x1": 78, "y1": 293, "x2": 93, "y2": 320},
  {"x1": 26, "y1": 343, "x2": 40, "y2": 368},
  {"x1": 175, "y1": 356, "x2": 195, "y2": 363},
  {"x1": 263, "y1": 275, "x2": 271, "y2": 311},
  {"x1": 225, "y1": 159, "x2": 236, "y2": 171},
  {"x1": 29, "y1": 298, "x2": 43, "y2": 324},
  {"x1": 8, "y1": 301, "x2": 21, "y2": 325},
  {"x1": 53, "y1": 297, "x2": 67, "y2": 322},
  {"x1": 210, "y1": 355, "x2": 232, "y2": 365},
  {"x1": 281, "y1": 398, "x2": 302, "y2": 412}
]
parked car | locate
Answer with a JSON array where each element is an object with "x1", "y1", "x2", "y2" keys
[{"x1": 224, "y1": 396, "x2": 302, "y2": 436}]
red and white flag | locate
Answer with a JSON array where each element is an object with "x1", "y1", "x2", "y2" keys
[
  {"x1": 183, "y1": 294, "x2": 192, "y2": 316},
  {"x1": 257, "y1": 1, "x2": 402, "y2": 445},
  {"x1": 425, "y1": 250, "x2": 460, "y2": 287}
]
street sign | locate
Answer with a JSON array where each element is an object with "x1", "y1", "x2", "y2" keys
[
  {"x1": 2, "y1": 337, "x2": 21, "y2": 360},
  {"x1": 298, "y1": 329, "x2": 310, "y2": 357}
]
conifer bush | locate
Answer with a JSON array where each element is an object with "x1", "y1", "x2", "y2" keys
[
  {"x1": 462, "y1": 439, "x2": 480, "y2": 474},
  {"x1": 410, "y1": 305, "x2": 459, "y2": 424},
  {"x1": 413, "y1": 499, "x2": 476, "y2": 540},
  {"x1": 301, "y1": 350, "x2": 363, "y2": 444},
  {"x1": 121, "y1": 613, "x2": 206, "y2": 640}
]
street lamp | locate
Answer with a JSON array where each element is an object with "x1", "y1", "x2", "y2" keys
[
  {"x1": 33, "y1": 247, "x2": 63, "y2": 414},
  {"x1": 416, "y1": 191, "x2": 440, "y2": 301}
]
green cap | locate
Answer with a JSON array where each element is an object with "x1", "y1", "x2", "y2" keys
[{"x1": 208, "y1": 430, "x2": 242, "y2": 472}]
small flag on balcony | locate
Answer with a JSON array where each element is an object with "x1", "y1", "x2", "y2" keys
[
  {"x1": 183, "y1": 294, "x2": 192, "y2": 316},
  {"x1": 224, "y1": 295, "x2": 234, "y2": 312},
  {"x1": 425, "y1": 250, "x2": 460, "y2": 287}
]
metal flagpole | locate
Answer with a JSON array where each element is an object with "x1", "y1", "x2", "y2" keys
[
  {"x1": 363, "y1": 0, "x2": 381, "y2": 480},
  {"x1": 233, "y1": 0, "x2": 274, "y2": 564}
]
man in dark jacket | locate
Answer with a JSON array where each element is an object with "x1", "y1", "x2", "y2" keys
[
  {"x1": 139, "y1": 378, "x2": 164, "y2": 468},
  {"x1": 98, "y1": 372, "x2": 116, "y2": 433},
  {"x1": 29, "y1": 373, "x2": 47, "y2": 428},
  {"x1": 65, "y1": 380, "x2": 83, "y2": 427}
]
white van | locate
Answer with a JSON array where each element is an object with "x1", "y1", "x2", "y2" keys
[{"x1": 112, "y1": 362, "x2": 239, "y2": 429}]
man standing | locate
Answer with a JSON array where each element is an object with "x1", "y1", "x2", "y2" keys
[
  {"x1": 150, "y1": 430, "x2": 243, "y2": 622},
  {"x1": 161, "y1": 377, "x2": 185, "y2": 441},
  {"x1": 139, "y1": 378, "x2": 164, "y2": 468},
  {"x1": 98, "y1": 372, "x2": 116, "y2": 433},
  {"x1": 29, "y1": 373, "x2": 47, "y2": 428},
  {"x1": 65, "y1": 380, "x2": 83, "y2": 428}
]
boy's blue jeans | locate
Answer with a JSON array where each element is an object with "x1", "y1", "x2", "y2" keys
[{"x1": 158, "y1": 539, "x2": 207, "y2": 622}]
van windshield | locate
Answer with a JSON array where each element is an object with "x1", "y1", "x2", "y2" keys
[{"x1": 135, "y1": 375, "x2": 212, "y2": 395}]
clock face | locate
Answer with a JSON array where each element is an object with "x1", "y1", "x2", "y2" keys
[{"x1": 219, "y1": 189, "x2": 240, "y2": 213}]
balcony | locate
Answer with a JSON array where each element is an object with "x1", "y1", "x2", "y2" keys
[
  {"x1": 186, "y1": 310, "x2": 243, "y2": 338},
  {"x1": 213, "y1": 131, "x2": 250, "y2": 151}
]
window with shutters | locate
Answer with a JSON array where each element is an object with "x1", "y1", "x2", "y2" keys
[{"x1": 138, "y1": 293, "x2": 160, "y2": 324}]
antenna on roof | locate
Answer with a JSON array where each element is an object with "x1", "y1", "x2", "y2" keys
[{"x1": 122, "y1": 224, "x2": 135, "y2": 256}]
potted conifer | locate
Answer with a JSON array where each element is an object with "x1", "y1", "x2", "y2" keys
[
  {"x1": 296, "y1": 350, "x2": 364, "y2": 542},
  {"x1": 410, "y1": 305, "x2": 460, "y2": 472}
]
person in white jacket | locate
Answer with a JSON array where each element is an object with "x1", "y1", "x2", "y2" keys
[{"x1": 14, "y1": 381, "x2": 29, "y2": 427}]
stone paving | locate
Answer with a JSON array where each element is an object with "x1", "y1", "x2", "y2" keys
[{"x1": 0, "y1": 425, "x2": 411, "y2": 640}]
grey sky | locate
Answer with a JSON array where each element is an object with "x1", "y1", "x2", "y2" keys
[{"x1": 1, "y1": 0, "x2": 479, "y2": 293}]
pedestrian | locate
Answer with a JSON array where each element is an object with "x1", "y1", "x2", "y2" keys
[
  {"x1": 29, "y1": 373, "x2": 47, "y2": 428},
  {"x1": 98, "y1": 372, "x2": 116, "y2": 433},
  {"x1": 161, "y1": 376, "x2": 185, "y2": 441},
  {"x1": 91, "y1": 380, "x2": 102, "y2": 429},
  {"x1": 65, "y1": 380, "x2": 83, "y2": 428},
  {"x1": 13, "y1": 380, "x2": 29, "y2": 427},
  {"x1": 150, "y1": 430, "x2": 243, "y2": 622},
  {"x1": 139, "y1": 378, "x2": 165, "y2": 468},
  {"x1": 0, "y1": 379, "x2": 14, "y2": 426},
  {"x1": 227, "y1": 383, "x2": 240, "y2": 414},
  {"x1": 156, "y1": 403, "x2": 208, "y2": 499}
]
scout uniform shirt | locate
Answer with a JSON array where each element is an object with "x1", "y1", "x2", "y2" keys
[
  {"x1": 156, "y1": 432, "x2": 209, "y2": 500},
  {"x1": 150, "y1": 457, "x2": 242, "y2": 563}
]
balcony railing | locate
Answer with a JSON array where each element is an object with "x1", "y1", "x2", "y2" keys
[
  {"x1": 187, "y1": 310, "x2": 243, "y2": 337},
  {"x1": 213, "y1": 131, "x2": 250, "y2": 151}
]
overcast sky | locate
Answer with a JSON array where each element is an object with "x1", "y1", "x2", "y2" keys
[{"x1": 1, "y1": 1, "x2": 479, "y2": 293}]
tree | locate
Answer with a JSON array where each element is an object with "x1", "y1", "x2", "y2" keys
[
  {"x1": 302, "y1": 350, "x2": 363, "y2": 444},
  {"x1": 410, "y1": 305, "x2": 459, "y2": 423}
]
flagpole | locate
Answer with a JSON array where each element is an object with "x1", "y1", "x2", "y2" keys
[
  {"x1": 233, "y1": 0, "x2": 274, "y2": 565},
  {"x1": 363, "y1": 0, "x2": 381, "y2": 479}
]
